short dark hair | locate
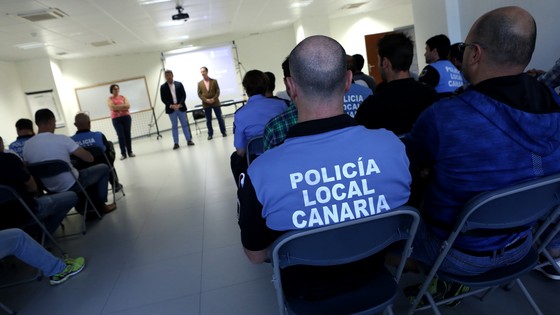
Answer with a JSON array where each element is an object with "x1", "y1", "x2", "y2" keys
[
  {"x1": 242, "y1": 70, "x2": 269, "y2": 97},
  {"x1": 346, "y1": 55, "x2": 356, "y2": 72},
  {"x1": 15, "y1": 118, "x2": 34, "y2": 131},
  {"x1": 426, "y1": 34, "x2": 451, "y2": 60},
  {"x1": 377, "y1": 33, "x2": 414, "y2": 71},
  {"x1": 449, "y1": 43, "x2": 464, "y2": 63},
  {"x1": 201, "y1": 66, "x2": 208, "y2": 72},
  {"x1": 289, "y1": 35, "x2": 347, "y2": 100},
  {"x1": 264, "y1": 71, "x2": 276, "y2": 92},
  {"x1": 35, "y1": 108, "x2": 55, "y2": 125},
  {"x1": 281, "y1": 57, "x2": 290, "y2": 78},
  {"x1": 164, "y1": 70, "x2": 173, "y2": 75},
  {"x1": 471, "y1": 11, "x2": 536, "y2": 67},
  {"x1": 109, "y1": 84, "x2": 119, "y2": 93},
  {"x1": 353, "y1": 54, "x2": 365, "y2": 71}
]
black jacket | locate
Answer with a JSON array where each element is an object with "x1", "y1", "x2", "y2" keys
[{"x1": 160, "y1": 81, "x2": 187, "y2": 114}]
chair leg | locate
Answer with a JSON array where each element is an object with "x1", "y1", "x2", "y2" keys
[
  {"x1": 0, "y1": 301, "x2": 15, "y2": 315},
  {"x1": 515, "y1": 279, "x2": 543, "y2": 315}
]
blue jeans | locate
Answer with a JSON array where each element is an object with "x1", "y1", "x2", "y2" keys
[
  {"x1": 168, "y1": 110, "x2": 192, "y2": 145},
  {"x1": 35, "y1": 191, "x2": 78, "y2": 234},
  {"x1": 112, "y1": 115, "x2": 133, "y2": 157},
  {"x1": 411, "y1": 222, "x2": 532, "y2": 276},
  {"x1": 204, "y1": 106, "x2": 226, "y2": 136},
  {"x1": 0, "y1": 228, "x2": 65, "y2": 277},
  {"x1": 71, "y1": 164, "x2": 110, "y2": 206}
]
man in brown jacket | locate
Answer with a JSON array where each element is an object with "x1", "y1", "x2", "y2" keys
[{"x1": 197, "y1": 67, "x2": 227, "y2": 140}]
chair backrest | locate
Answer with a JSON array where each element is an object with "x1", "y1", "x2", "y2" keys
[
  {"x1": 454, "y1": 173, "x2": 560, "y2": 236},
  {"x1": 246, "y1": 136, "x2": 264, "y2": 165},
  {"x1": 271, "y1": 206, "x2": 420, "y2": 314},
  {"x1": 26, "y1": 160, "x2": 73, "y2": 179},
  {"x1": 272, "y1": 206, "x2": 419, "y2": 270}
]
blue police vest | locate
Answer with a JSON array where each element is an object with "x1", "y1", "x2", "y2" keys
[
  {"x1": 248, "y1": 125, "x2": 411, "y2": 231},
  {"x1": 71, "y1": 132, "x2": 106, "y2": 151},
  {"x1": 8, "y1": 137, "x2": 31, "y2": 157},
  {"x1": 344, "y1": 84, "x2": 373, "y2": 118},
  {"x1": 430, "y1": 60, "x2": 464, "y2": 94}
]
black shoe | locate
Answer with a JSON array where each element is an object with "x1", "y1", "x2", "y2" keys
[
  {"x1": 173, "y1": 143, "x2": 180, "y2": 150},
  {"x1": 187, "y1": 141, "x2": 195, "y2": 146},
  {"x1": 128, "y1": 153, "x2": 136, "y2": 157},
  {"x1": 120, "y1": 155, "x2": 127, "y2": 160},
  {"x1": 207, "y1": 135, "x2": 213, "y2": 140},
  {"x1": 222, "y1": 133, "x2": 228, "y2": 137}
]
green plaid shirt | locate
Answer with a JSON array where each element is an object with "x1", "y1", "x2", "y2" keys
[
  {"x1": 263, "y1": 101, "x2": 298, "y2": 151},
  {"x1": 538, "y1": 58, "x2": 560, "y2": 90}
]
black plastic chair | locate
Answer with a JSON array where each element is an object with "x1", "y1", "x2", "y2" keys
[
  {"x1": 27, "y1": 160, "x2": 102, "y2": 235},
  {"x1": 246, "y1": 136, "x2": 264, "y2": 165},
  {"x1": 407, "y1": 173, "x2": 560, "y2": 315},
  {"x1": 271, "y1": 206, "x2": 420, "y2": 315}
]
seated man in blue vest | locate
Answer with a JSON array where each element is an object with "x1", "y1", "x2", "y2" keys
[
  {"x1": 71, "y1": 113, "x2": 122, "y2": 192},
  {"x1": 344, "y1": 55, "x2": 372, "y2": 118},
  {"x1": 419, "y1": 34, "x2": 464, "y2": 98},
  {"x1": 404, "y1": 6, "x2": 560, "y2": 301},
  {"x1": 238, "y1": 35, "x2": 411, "y2": 300},
  {"x1": 9, "y1": 118, "x2": 35, "y2": 158},
  {"x1": 230, "y1": 70, "x2": 287, "y2": 184}
]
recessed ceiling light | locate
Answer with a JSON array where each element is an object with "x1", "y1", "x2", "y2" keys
[
  {"x1": 15, "y1": 42, "x2": 45, "y2": 50},
  {"x1": 138, "y1": 0, "x2": 172, "y2": 5},
  {"x1": 168, "y1": 35, "x2": 190, "y2": 41},
  {"x1": 157, "y1": 20, "x2": 184, "y2": 28},
  {"x1": 290, "y1": 1, "x2": 313, "y2": 9}
]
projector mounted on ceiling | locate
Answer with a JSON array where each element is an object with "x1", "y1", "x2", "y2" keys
[{"x1": 172, "y1": 6, "x2": 189, "y2": 21}]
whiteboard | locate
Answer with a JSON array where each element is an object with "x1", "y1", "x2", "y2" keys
[
  {"x1": 25, "y1": 90, "x2": 65, "y2": 128},
  {"x1": 75, "y1": 76, "x2": 152, "y2": 121}
]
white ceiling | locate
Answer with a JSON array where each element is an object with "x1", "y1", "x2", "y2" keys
[{"x1": 0, "y1": 0, "x2": 410, "y2": 61}]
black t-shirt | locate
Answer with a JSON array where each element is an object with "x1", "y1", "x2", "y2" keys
[
  {"x1": 0, "y1": 152, "x2": 36, "y2": 229},
  {"x1": 354, "y1": 78, "x2": 438, "y2": 135}
]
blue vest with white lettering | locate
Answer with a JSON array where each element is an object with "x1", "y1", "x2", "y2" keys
[
  {"x1": 71, "y1": 131, "x2": 105, "y2": 151},
  {"x1": 8, "y1": 136, "x2": 32, "y2": 158},
  {"x1": 248, "y1": 125, "x2": 411, "y2": 231},
  {"x1": 430, "y1": 60, "x2": 464, "y2": 94},
  {"x1": 343, "y1": 84, "x2": 372, "y2": 118}
]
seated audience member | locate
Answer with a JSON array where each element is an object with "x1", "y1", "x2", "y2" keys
[
  {"x1": 404, "y1": 6, "x2": 560, "y2": 295},
  {"x1": 238, "y1": 35, "x2": 411, "y2": 300},
  {"x1": 264, "y1": 71, "x2": 290, "y2": 106},
  {"x1": 0, "y1": 136, "x2": 77, "y2": 234},
  {"x1": 355, "y1": 33, "x2": 438, "y2": 135},
  {"x1": 22, "y1": 109, "x2": 116, "y2": 215},
  {"x1": 352, "y1": 53, "x2": 377, "y2": 91},
  {"x1": 230, "y1": 70, "x2": 287, "y2": 183},
  {"x1": 71, "y1": 113, "x2": 123, "y2": 192},
  {"x1": 9, "y1": 118, "x2": 35, "y2": 158},
  {"x1": 419, "y1": 34, "x2": 464, "y2": 97},
  {"x1": 0, "y1": 228, "x2": 85, "y2": 285},
  {"x1": 537, "y1": 57, "x2": 560, "y2": 91},
  {"x1": 449, "y1": 42, "x2": 469, "y2": 90},
  {"x1": 263, "y1": 57, "x2": 298, "y2": 151},
  {"x1": 344, "y1": 55, "x2": 372, "y2": 118}
]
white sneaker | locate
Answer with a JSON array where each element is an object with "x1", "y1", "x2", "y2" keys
[{"x1": 537, "y1": 260, "x2": 560, "y2": 280}]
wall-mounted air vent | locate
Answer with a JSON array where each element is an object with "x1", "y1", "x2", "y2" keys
[{"x1": 90, "y1": 40, "x2": 116, "y2": 47}]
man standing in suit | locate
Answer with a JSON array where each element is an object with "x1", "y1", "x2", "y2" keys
[
  {"x1": 160, "y1": 70, "x2": 195, "y2": 150},
  {"x1": 197, "y1": 66, "x2": 227, "y2": 140}
]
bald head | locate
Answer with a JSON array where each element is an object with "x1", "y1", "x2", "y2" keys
[
  {"x1": 74, "y1": 113, "x2": 91, "y2": 131},
  {"x1": 289, "y1": 36, "x2": 348, "y2": 102},
  {"x1": 469, "y1": 6, "x2": 536, "y2": 68}
]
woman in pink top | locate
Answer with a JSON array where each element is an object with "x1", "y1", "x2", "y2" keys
[{"x1": 107, "y1": 84, "x2": 135, "y2": 160}]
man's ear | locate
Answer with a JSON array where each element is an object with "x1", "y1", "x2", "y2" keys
[
  {"x1": 286, "y1": 77, "x2": 297, "y2": 100},
  {"x1": 344, "y1": 70, "x2": 352, "y2": 93}
]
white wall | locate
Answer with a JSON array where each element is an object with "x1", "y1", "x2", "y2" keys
[
  {"x1": 330, "y1": 3, "x2": 414, "y2": 65},
  {"x1": 0, "y1": 61, "x2": 30, "y2": 142}
]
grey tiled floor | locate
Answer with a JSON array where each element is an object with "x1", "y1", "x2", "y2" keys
[{"x1": 1, "y1": 129, "x2": 560, "y2": 315}]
